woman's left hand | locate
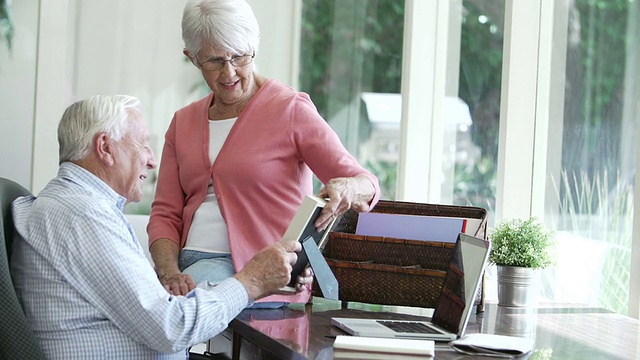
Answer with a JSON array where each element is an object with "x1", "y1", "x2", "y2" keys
[{"x1": 315, "y1": 175, "x2": 376, "y2": 230}]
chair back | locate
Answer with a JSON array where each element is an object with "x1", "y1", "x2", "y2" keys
[{"x1": 0, "y1": 177, "x2": 45, "y2": 359}]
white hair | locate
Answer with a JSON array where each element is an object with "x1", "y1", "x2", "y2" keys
[
  {"x1": 182, "y1": 0, "x2": 260, "y2": 56},
  {"x1": 58, "y1": 95, "x2": 142, "y2": 163}
]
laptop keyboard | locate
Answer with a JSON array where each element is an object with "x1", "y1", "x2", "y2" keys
[{"x1": 376, "y1": 320, "x2": 442, "y2": 334}]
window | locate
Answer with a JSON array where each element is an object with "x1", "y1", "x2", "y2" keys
[
  {"x1": 455, "y1": 0, "x2": 504, "y2": 216},
  {"x1": 299, "y1": 0, "x2": 640, "y2": 315},
  {"x1": 299, "y1": 0, "x2": 504, "y2": 216},
  {"x1": 299, "y1": 0, "x2": 405, "y2": 200},
  {"x1": 541, "y1": 0, "x2": 638, "y2": 314}
]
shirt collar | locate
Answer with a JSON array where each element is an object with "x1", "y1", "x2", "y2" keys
[{"x1": 58, "y1": 162, "x2": 128, "y2": 211}]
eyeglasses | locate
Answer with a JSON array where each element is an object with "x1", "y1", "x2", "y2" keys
[{"x1": 196, "y1": 52, "x2": 255, "y2": 72}]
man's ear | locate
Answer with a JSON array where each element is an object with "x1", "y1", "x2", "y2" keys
[{"x1": 95, "y1": 133, "x2": 115, "y2": 166}]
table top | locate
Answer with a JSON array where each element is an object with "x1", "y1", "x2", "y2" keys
[{"x1": 230, "y1": 297, "x2": 640, "y2": 360}]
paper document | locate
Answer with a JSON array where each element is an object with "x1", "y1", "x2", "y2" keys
[
  {"x1": 356, "y1": 212, "x2": 466, "y2": 242},
  {"x1": 333, "y1": 335, "x2": 434, "y2": 357},
  {"x1": 449, "y1": 333, "x2": 534, "y2": 357}
]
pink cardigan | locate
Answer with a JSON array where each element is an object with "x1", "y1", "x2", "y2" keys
[{"x1": 148, "y1": 79, "x2": 379, "y2": 303}]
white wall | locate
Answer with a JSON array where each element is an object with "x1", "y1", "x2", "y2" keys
[
  {"x1": 31, "y1": 0, "x2": 74, "y2": 193},
  {"x1": 0, "y1": 0, "x2": 302, "y2": 194},
  {"x1": 0, "y1": 0, "x2": 39, "y2": 189},
  {"x1": 247, "y1": 0, "x2": 301, "y2": 87},
  {"x1": 71, "y1": 0, "x2": 201, "y2": 170}
]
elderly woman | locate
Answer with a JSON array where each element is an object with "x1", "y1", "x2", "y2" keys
[{"x1": 148, "y1": 0, "x2": 380, "y2": 306}]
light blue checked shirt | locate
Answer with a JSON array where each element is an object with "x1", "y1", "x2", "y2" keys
[{"x1": 11, "y1": 163, "x2": 250, "y2": 359}]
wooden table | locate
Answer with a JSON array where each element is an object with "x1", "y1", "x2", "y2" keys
[{"x1": 209, "y1": 297, "x2": 640, "y2": 359}]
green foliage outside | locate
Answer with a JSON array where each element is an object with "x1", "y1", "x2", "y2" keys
[
  {"x1": 365, "y1": 160, "x2": 397, "y2": 201},
  {"x1": 530, "y1": 348, "x2": 554, "y2": 360},
  {"x1": 563, "y1": 0, "x2": 629, "y2": 178},
  {"x1": 552, "y1": 0, "x2": 633, "y2": 315},
  {"x1": 454, "y1": 1, "x2": 504, "y2": 211},
  {"x1": 0, "y1": 0, "x2": 14, "y2": 52},
  {"x1": 299, "y1": 0, "x2": 404, "y2": 121},
  {"x1": 299, "y1": 0, "x2": 405, "y2": 198},
  {"x1": 299, "y1": 0, "x2": 633, "y2": 213},
  {"x1": 489, "y1": 217, "x2": 555, "y2": 269},
  {"x1": 300, "y1": 0, "x2": 504, "y2": 206}
]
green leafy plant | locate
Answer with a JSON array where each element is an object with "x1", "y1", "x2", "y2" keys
[{"x1": 489, "y1": 217, "x2": 555, "y2": 269}]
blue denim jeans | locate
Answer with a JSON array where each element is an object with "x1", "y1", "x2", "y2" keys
[
  {"x1": 179, "y1": 250, "x2": 235, "y2": 285},
  {"x1": 179, "y1": 249, "x2": 286, "y2": 309}
]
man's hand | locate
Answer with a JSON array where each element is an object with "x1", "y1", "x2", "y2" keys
[
  {"x1": 234, "y1": 240, "x2": 301, "y2": 300},
  {"x1": 294, "y1": 266, "x2": 314, "y2": 293},
  {"x1": 159, "y1": 272, "x2": 196, "y2": 296}
]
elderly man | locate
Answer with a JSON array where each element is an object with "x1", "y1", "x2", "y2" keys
[{"x1": 11, "y1": 95, "x2": 309, "y2": 359}]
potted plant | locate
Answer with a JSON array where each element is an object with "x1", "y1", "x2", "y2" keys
[{"x1": 489, "y1": 217, "x2": 555, "y2": 307}]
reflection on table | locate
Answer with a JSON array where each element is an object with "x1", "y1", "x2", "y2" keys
[{"x1": 225, "y1": 297, "x2": 640, "y2": 360}]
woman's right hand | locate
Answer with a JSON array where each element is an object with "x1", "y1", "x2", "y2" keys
[{"x1": 160, "y1": 271, "x2": 197, "y2": 296}]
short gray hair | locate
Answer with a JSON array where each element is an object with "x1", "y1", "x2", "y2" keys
[
  {"x1": 182, "y1": 0, "x2": 260, "y2": 56},
  {"x1": 58, "y1": 95, "x2": 142, "y2": 163}
]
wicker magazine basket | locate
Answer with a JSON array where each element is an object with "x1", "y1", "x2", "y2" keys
[
  {"x1": 326, "y1": 259, "x2": 447, "y2": 308},
  {"x1": 316, "y1": 200, "x2": 489, "y2": 311},
  {"x1": 333, "y1": 200, "x2": 488, "y2": 238},
  {"x1": 326, "y1": 233, "x2": 455, "y2": 270}
]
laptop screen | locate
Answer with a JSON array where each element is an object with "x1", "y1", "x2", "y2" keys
[{"x1": 430, "y1": 233, "x2": 490, "y2": 335}]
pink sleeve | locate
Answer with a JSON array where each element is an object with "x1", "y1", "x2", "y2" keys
[
  {"x1": 148, "y1": 116, "x2": 185, "y2": 247},
  {"x1": 290, "y1": 94, "x2": 380, "y2": 207}
]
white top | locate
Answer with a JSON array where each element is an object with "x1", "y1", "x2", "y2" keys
[{"x1": 184, "y1": 117, "x2": 237, "y2": 254}]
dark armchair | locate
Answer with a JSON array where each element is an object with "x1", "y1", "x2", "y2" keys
[{"x1": 0, "y1": 177, "x2": 45, "y2": 359}]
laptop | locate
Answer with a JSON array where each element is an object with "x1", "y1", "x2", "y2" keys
[{"x1": 331, "y1": 233, "x2": 491, "y2": 341}]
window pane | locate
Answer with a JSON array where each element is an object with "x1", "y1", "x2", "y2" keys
[
  {"x1": 299, "y1": 0, "x2": 405, "y2": 199},
  {"x1": 453, "y1": 0, "x2": 505, "y2": 220},
  {"x1": 544, "y1": 0, "x2": 638, "y2": 314}
]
